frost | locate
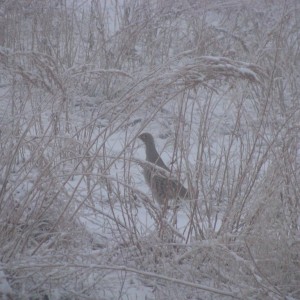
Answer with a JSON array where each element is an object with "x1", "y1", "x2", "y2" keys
[{"x1": 0, "y1": 0, "x2": 299, "y2": 299}]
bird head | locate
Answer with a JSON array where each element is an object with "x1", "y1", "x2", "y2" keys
[{"x1": 138, "y1": 132, "x2": 155, "y2": 145}]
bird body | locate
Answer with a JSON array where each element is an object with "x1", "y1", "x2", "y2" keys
[{"x1": 138, "y1": 132, "x2": 189, "y2": 205}]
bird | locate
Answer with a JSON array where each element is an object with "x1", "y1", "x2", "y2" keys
[{"x1": 138, "y1": 132, "x2": 190, "y2": 206}]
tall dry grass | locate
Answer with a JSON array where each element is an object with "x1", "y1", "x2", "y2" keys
[{"x1": 0, "y1": 0, "x2": 299, "y2": 299}]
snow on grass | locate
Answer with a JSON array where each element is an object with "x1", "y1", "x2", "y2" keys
[{"x1": 0, "y1": 0, "x2": 299, "y2": 299}]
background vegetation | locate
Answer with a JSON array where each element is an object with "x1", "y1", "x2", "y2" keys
[{"x1": 0, "y1": 0, "x2": 299, "y2": 299}]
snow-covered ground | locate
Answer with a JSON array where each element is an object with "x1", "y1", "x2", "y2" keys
[{"x1": 0, "y1": 0, "x2": 299, "y2": 299}]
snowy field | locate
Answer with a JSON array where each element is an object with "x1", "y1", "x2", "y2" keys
[{"x1": 0, "y1": 0, "x2": 300, "y2": 299}]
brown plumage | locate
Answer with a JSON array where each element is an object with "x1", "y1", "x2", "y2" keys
[{"x1": 138, "y1": 132, "x2": 189, "y2": 205}]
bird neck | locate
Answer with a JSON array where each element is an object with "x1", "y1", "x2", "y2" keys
[
  {"x1": 145, "y1": 141, "x2": 170, "y2": 171},
  {"x1": 145, "y1": 142, "x2": 161, "y2": 164}
]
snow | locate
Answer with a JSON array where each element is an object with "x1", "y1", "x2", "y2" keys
[
  {"x1": 0, "y1": 270, "x2": 13, "y2": 300},
  {"x1": 0, "y1": 0, "x2": 299, "y2": 299}
]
